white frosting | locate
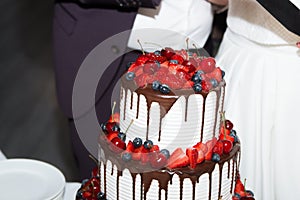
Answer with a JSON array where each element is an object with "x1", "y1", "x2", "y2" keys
[
  {"x1": 119, "y1": 85, "x2": 225, "y2": 153},
  {"x1": 100, "y1": 159, "x2": 236, "y2": 200}
]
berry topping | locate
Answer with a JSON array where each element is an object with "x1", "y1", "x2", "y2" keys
[
  {"x1": 161, "y1": 47, "x2": 175, "y2": 59},
  {"x1": 117, "y1": 132, "x2": 126, "y2": 142},
  {"x1": 150, "y1": 152, "x2": 168, "y2": 169}
]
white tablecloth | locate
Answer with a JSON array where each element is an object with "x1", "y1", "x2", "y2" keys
[{"x1": 0, "y1": 150, "x2": 81, "y2": 200}]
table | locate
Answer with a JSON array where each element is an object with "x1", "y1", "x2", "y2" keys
[{"x1": 0, "y1": 150, "x2": 81, "y2": 200}]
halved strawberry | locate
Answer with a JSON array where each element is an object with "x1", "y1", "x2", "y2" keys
[
  {"x1": 150, "y1": 145, "x2": 160, "y2": 153},
  {"x1": 135, "y1": 55, "x2": 149, "y2": 65},
  {"x1": 150, "y1": 152, "x2": 168, "y2": 169},
  {"x1": 205, "y1": 138, "x2": 217, "y2": 160},
  {"x1": 167, "y1": 148, "x2": 189, "y2": 169},
  {"x1": 196, "y1": 149, "x2": 205, "y2": 164},
  {"x1": 186, "y1": 147, "x2": 198, "y2": 169},
  {"x1": 106, "y1": 131, "x2": 118, "y2": 141},
  {"x1": 170, "y1": 54, "x2": 184, "y2": 64},
  {"x1": 125, "y1": 140, "x2": 135, "y2": 152},
  {"x1": 234, "y1": 179, "x2": 246, "y2": 197},
  {"x1": 219, "y1": 133, "x2": 235, "y2": 143},
  {"x1": 193, "y1": 142, "x2": 208, "y2": 154},
  {"x1": 128, "y1": 63, "x2": 138, "y2": 72},
  {"x1": 212, "y1": 140, "x2": 224, "y2": 156},
  {"x1": 135, "y1": 74, "x2": 148, "y2": 88},
  {"x1": 132, "y1": 145, "x2": 148, "y2": 161}
]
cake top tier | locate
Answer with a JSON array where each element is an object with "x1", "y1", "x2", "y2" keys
[{"x1": 124, "y1": 47, "x2": 225, "y2": 94}]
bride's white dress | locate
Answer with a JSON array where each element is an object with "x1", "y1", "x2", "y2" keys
[{"x1": 216, "y1": 0, "x2": 300, "y2": 199}]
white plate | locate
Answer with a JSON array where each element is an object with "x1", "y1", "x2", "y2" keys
[{"x1": 0, "y1": 159, "x2": 66, "y2": 200}]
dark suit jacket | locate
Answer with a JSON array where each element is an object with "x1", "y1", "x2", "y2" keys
[{"x1": 53, "y1": 1, "x2": 160, "y2": 121}]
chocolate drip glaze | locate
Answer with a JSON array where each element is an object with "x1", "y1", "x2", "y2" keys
[
  {"x1": 121, "y1": 77, "x2": 225, "y2": 144},
  {"x1": 99, "y1": 134, "x2": 240, "y2": 200}
]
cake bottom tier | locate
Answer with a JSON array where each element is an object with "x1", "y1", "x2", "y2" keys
[{"x1": 98, "y1": 145, "x2": 240, "y2": 200}]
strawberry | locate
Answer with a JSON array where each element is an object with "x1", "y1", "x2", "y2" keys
[
  {"x1": 150, "y1": 145, "x2": 160, "y2": 153},
  {"x1": 219, "y1": 133, "x2": 235, "y2": 143},
  {"x1": 207, "y1": 67, "x2": 222, "y2": 82},
  {"x1": 212, "y1": 140, "x2": 224, "y2": 156},
  {"x1": 175, "y1": 49, "x2": 189, "y2": 60},
  {"x1": 135, "y1": 55, "x2": 149, "y2": 65},
  {"x1": 205, "y1": 138, "x2": 217, "y2": 160},
  {"x1": 193, "y1": 142, "x2": 207, "y2": 163},
  {"x1": 150, "y1": 152, "x2": 168, "y2": 169},
  {"x1": 161, "y1": 47, "x2": 175, "y2": 59},
  {"x1": 135, "y1": 74, "x2": 148, "y2": 88},
  {"x1": 132, "y1": 145, "x2": 148, "y2": 161},
  {"x1": 201, "y1": 80, "x2": 212, "y2": 92},
  {"x1": 198, "y1": 57, "x2": 216, "y2": 73},
  {"x1": 234, "y1": 178, "x2": 246, "y2": 196},
  {"x1": 108, "y1": 113, "x2": 120, "y2": 123},
  {"x1": 193, "y1": 142, "x2": 208, "y2": 154},
  {"x1": 220, "y1": 126, "x2": 231, "y2": 136},
  {"x1": 186, "y1": 148, "x2": 198, "y2": 169},
  {"x1": 196, "y1": 149, "x2": 205, "y2": 164},
  {"x1": 127, "y1": 63, "x2": 138, "y2": 72},
  {"x1": 106, "y1": 132, "x2": 118, "y2": 141},
  {"x1": 170, "y1": 54, "x2": 184, "y2": 64},
  {"x1": 167, "y1": 148, "x2": 190, "y2": 169},
  {"x1": 125, "y1": 140, "x2": 135, "y2": 152}
]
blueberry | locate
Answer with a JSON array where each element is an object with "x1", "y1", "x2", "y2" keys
[
  {"x1": 191, "y1": 73, "x2": 202, "y2": 83},
  {"x1": 169, "y1": 59, "x2": 178, "y2": 64},
  {"x1": 76, "y1": 189, "x2": 83, "y2": 198},
  {"x1": 112, "y1": 124, "x2": 120, "y2": 132},
  {"x1": 152, "y1": 81, "x2": 161, "y2": 91},
  {"x1": 160, "y1": 149, "x2": 170, "y2": 159},
  {"x1": 97, "y1": 191, "x2": 106, "y2": 200},
  {"x1": 143, "y1": 140, "x2": 154, "y2": 149},
  {"x1": 230, "y1": 130, "x2": 239, "y2": 143},
  {"x1": 221, "y1": 70, "x2": 225, "y2": 78},
  {"x1": 133, "y1": 137, "x2": 143, "y2": 148},
  {"x1": 154, "y1": 50, "x2": 161, "y2": 55},
  {"x1": 126, "y1": 72, "x2": 135, "y2": 81},
  {"x1": 81, "y1": 179, "x2": 89, "y2": 186},
  {"x1": 210, "y1": 78, "x2": 218, "y2": 88},
  {"x1": 100, "y1": 123, "x2": 107, "y2": 132},
  {"x1": 211, "y1": 153, "x2": 220, "y2": 162},
  {"x1": 195, "y1": 70, "x2": 204, "y2": 75},
  {"x1": 193, "y1": 83, "x2": 202, "y2": 92},
  {"x1": 159, "y1": 84, "x2": 170, "y2": 94},
  {"x1": 121, "y1": 152, "x2": 132, "y2": 162},
  {"x1": 246, "y1": 190, "x2": 255, "y2": 197},
  {"x1": 118, "y1": 132, "x2": 126, "y2": 141},
  {"x1": 233, "y1": 193, "x2": 241, "y2": 199}
]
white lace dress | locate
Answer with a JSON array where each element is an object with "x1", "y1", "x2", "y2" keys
[{"x1": 216, "y1": 0, "x2": 300, "y2": 199}]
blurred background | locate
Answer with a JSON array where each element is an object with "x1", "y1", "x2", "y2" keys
[
  {"x1": 0, "y1": 0, "x2": 79, "y2": 181},
  {"x1": 0, "y1": 0, "x2": 226, "y2": 182}
]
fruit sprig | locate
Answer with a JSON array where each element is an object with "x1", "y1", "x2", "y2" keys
[
  {"x1": 76, "y1": 156, "x2": 106, "y2": 200},
  {"x1": 125, "y1": 47, "x2": 225, "y2": 93},
  {"x1": 232, "y1": 174, "x2": 255, "y2": 200}
]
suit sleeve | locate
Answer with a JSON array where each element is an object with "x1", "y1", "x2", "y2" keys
[
  {"x1": 77, "y1": 0, "x2": 161, "y2": 8},
  {"x1": 257, "y1": 0, "x2": 300, "y2": 36}
]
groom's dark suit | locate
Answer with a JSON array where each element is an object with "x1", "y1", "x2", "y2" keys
[{"x1": 53, "y1": 0, "x2": 161, "y2": 179}]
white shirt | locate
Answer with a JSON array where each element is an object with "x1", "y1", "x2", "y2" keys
[{"x1": 128, "y1": 0, "x2": 214, "y2": 51}]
